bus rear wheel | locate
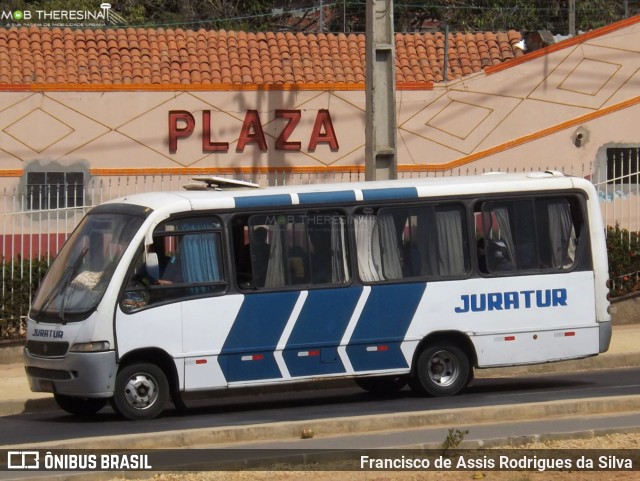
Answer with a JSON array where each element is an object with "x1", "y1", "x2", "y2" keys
[
  {"x1": 54, "y1": 393, "x2": 108, "y2": 416},
  {"x1": 112, "y1": 362, "x2": 169, "y2": 420},
  {"x1": 410, "y1": 344, "x2": 469, "y2": 397}
]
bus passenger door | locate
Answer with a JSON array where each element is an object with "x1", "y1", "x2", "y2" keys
[{"x1": 181, "y1": 294, "x2": 245, "y2": 390}]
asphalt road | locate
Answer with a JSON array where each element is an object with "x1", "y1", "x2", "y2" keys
[{"x1": 1, "y1": 367, "x2": 640, "y2": 448}]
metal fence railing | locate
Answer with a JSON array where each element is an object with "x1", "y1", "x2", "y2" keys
[{"x1": 0, "y1": 162, "x2": 638, "y2": 332}]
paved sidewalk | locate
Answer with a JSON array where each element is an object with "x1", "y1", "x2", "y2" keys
[{"x1": 1, "y1": 324, "x2": 640, "y2": 417}]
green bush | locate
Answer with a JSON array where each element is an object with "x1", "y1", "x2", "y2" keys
[
  {"x1": 606, "y1": 225, "x2": 640, "y2": 298},
  {"x1": 0, "y1": 257, "x2": 50, "y2": 341}
]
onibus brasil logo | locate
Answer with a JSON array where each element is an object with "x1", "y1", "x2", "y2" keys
[{"x1": 1, "y1": 3, "x2": 114, "y2": 25}]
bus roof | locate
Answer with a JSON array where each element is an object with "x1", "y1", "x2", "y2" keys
[{"x1": 105, "y1": 171, "x2": 594, "y2": 215}]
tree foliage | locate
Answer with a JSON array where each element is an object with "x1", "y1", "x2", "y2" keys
[
  {"x1": 332, "y1": 0, "x2": 640, "y2": 34},
  {"x1": 0, "y1": 257, "x2": 50, "y2": 341},
  {"x1": 607, "y1": 225, "x2": 640, "y2": 298}
]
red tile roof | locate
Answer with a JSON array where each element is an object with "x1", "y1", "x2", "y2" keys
[{"x1": 0, "y1": 26, "x2": 524, "y2": 86}]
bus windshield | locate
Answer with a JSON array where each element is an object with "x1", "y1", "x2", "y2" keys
[{"x1": 30, "y1": 211, "x2": 145, "y2": 323}]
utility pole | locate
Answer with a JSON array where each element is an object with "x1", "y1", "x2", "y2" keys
[
  {"x1": 568, "y1": 0, "x2": 576, "y2": 36},
  {"x1": 365, "y1": 0, "x2": 397, "y2": 181}
]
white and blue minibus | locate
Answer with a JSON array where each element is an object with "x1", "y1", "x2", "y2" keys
[{"x1": 24, "y1": 172, "x2": 611, "y2": 420}]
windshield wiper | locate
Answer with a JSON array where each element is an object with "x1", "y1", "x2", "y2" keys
[
  {"x1": 59, "y1": 278, "x2": 78, "y2": 323},
  {"x1": 31, "y1": 247, "x2": 88, "y2": 322}
]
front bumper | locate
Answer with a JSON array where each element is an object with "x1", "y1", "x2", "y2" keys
[{"x1": 24, "y1": 348, "x2": 117, "y2": 398}]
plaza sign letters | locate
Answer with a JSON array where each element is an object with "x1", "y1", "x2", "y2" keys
[{"x1": 168, "y1": 109, "x2": 339, "y2": 154}]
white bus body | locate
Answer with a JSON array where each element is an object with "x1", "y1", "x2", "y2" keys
[{"x1": 24, "y1": 172, "x2": 611, "y2": 420}]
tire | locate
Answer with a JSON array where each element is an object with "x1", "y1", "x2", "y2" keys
[
  {"x1": 171, "y1": 390, "x2": 188, "y2": 412},
  {"x1": 466, "y1": 365, "x2": 476, "y2": 387},
  {"x1": 410, "y1": 344, "x2": 470, "y2": 397},
  {"x1": 54, "y1": 393, "x2": 108, "y2": 416},
  {"x1": 355, "y1": 375, "x2": 408, "y2": 395},
  {"x1": 112, "y1": 363, "x2": 169, "y2": 420}
]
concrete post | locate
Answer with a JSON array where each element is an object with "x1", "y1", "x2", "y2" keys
[{"x1": 365, "y1": 0, "x2": 397, "y2": 181}]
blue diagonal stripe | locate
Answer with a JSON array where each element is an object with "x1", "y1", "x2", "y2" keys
[
  {"x1": 347, "y1": 283, "x2": 426, "y2": 371},
  {"x1": 219, "y1": 292, "x2": 299, "y2": 382},
  {"x1": 284, "y1": 287, "x2": 362, "y2": 377}
]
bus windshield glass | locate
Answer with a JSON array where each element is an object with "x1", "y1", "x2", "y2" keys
[{"x1": 30, "y1": 212, "x2": 145, "y2": 323}]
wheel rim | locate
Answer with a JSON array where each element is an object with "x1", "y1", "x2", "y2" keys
[
  {"x1": 123, "y1": 372, "x2": 159, "y2": 411},
  {"x1": 427, "y1": 349, "x2": 460, "y2": 387}
]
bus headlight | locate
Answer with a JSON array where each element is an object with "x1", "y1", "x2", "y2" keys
[{"x1": 69, "y1": 341, "x2": 110, "y2": 352}]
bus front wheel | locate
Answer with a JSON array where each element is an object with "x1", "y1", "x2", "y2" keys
[
  {"x1": 54, "y1": 393, "x2": 108, "y2": 416},
  {"x1": 410, "y1": 344, "x2": 469, "y2": 397},
  {"x1": 112, "y1": 362, "x2": 169, "y2": 420}
]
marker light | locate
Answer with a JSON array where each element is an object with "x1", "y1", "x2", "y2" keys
[{"x1": 69, "y1": 341, "x2": 110, "y2": 352}]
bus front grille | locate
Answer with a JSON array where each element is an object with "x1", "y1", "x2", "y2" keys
[{"x1": 26, "y1": 340, "x2": 69, "y2": 357}]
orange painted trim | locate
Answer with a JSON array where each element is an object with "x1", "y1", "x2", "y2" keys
[
  {"x1": 0, "y1": 170, "x2": 26, "y2": 177},
  {"x1": 89, "y1": 166, "x2": 367, "y2": 176},
  {"x1": 398, "y1": 82, "x2": 435, "y2": 91},
  {"x1": 0, "y1": 165, "x2": 366, "y2": 177},
  {"x1": 0, "y1": 85, "x2": 31, "y2": 92},
  {"x1": 425, "y1": 95, "x2": 640, "y2": 172},
  {"x1": 0, "y1": 81, "x2": 432, "y2": 92},
  {"x1": 0, "y1": 83, "x2": 363, "y2": 92},
  {"x1": 485, "y1": 15, "x2": 640, "y2": 75}
]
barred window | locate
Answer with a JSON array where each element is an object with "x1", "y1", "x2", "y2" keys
[
  {"x1": 26, "y1": 172, "x2": 84, "y2": 210},
  {"x1": 607, "y1": 148, "x2": 640, "y2": 185}
]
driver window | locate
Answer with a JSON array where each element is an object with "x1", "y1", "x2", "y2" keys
[{"x1": 120, "y1": 216, "x2": 226, "y2": 312}]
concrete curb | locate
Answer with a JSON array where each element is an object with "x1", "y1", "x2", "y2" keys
[{"x1": 10, "y1": 394, "x2": 640, "y2": 450}]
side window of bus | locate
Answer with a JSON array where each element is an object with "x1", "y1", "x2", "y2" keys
[
  {"x1": 354, "y1": 204, "x2": 469, "y2": 282},
  {"x1": 233, "y1": 211, "x2": 351, "y2": 290},
  {"x1": 121, "y1": 216, "x2": 225, "y2": 312},
  {"x1": 475, "y1": 197, "x2": 582, "y2": 274}
]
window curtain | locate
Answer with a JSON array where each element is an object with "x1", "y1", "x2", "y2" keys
[
  {"x1": 354, "y1": 215, "x2": 382, "y2": 282},
  {"x1": 493, "y1": 207, "x2": 517, "y2": 269},
  {"x1": 378, "y1": 214, "x2": 402, "y2": 280},
  {"x1": 435, "y1": 208, "x2": 465, "y2": 276},
  {"x1": 330, "y1": 216, "x2": 350, "y2": 283},
  {"x1": 548, "y1": 200, "x2": 576, "y2": 268},
  {"x1": 265, "y1": 225, "x2": 285, "y2": 288},
  {"x1": 179, "y1": 227, "x2": 221, "y2": 291}
]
